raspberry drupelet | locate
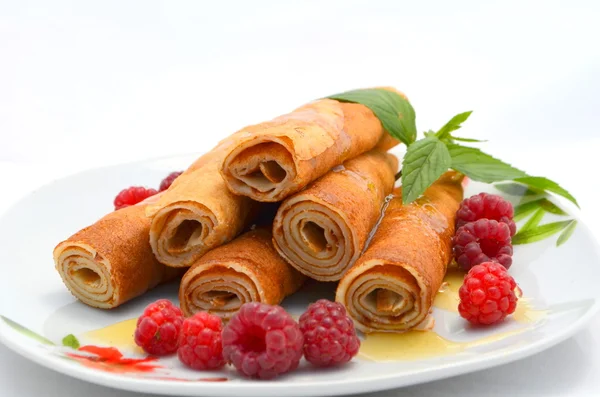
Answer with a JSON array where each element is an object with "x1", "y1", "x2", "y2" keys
[
  {"x1": 222, "y1": 303, "x2": 304, "y2": 379},
  {"x1": 178, "y1": 312, "x2": 225, "y2": 370},
  {"x1": 458, "y1": 262, "x2": 518, "y2": 325},
  {"x1": 299, "y1": 299, "x2": 360, "y2": 367},
  {"x1": 453, "y1": 219, "x2": 513, "y2": 271},
  {"x1": 134, "y1": 299, "x2": 184, "y2": 355},
  {"x1": 114, "y1": 186, "x2": 158, "y2": 210},
  {"x1": 456, "y1": 193, "x2": 517, "y2": 236}
]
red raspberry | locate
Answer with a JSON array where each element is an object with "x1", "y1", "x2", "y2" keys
[
  {"x1": 114, "y1": 186, "x2": 158, "y2": 210},
  {"x1": 458, "y1": 262, "x2": 518, "y2": 325},
  {"x1": 453, "y1": 219, "x2": 513, "y2": 271},
  {"x1": 222, "y1": 303, "x2": 303, "y2": 379},
  {"x1": 456, "y1": 193, "x2": 516, "y2": 236},
  {"x1": 299, "y1": 299, "x2": 360, "y2": 367},
  {"x1": 178, "y1": 312, "x2": 225, "y2": 370},
  {"x1": 134, "y1": 299, "x2": 184, "y2": 355},
  {"x1": 159, "y1": 171, "x2": 183, "y2": 192}
]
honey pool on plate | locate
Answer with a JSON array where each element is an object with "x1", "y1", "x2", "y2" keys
[
  {"x1": 82, "y1": 318, "x2": 142, "y2": 353},
  {"x1": 78, "y1": 268, "x2": 546, "y2": 363},
  {"x1": 359, "y1": 268, "x2": 546, "y2": 361},
  {"x1": 433, "y1": 268, "x2": 546, "y2": 323}
]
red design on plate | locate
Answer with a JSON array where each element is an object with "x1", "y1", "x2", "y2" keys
[{"x1": 67, "y1": 345, "x2": 160, "y2": 374}]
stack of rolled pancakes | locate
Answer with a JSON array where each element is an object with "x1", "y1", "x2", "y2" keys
[{"x1": 54, "y1": 88, "x2": 463, "y2": 333}]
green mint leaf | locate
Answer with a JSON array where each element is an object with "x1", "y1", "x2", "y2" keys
[
  {"x1": 512, "y1": 220, "x2": 572, "y2": 245},
  {"x1": 447, "y1": 144, "x2": 527, "y2": 183},
  {"x1": 556, "y1": 220, "x2": 578, "y2": 247},
  {"x1": 401, "y1": 136, "x2": 451, "y2": 203},
  {"x1": 327, "y1": 88, "x2": 416, "y2": 145},
  {"x1": 540, "y1": 199, "x2": 567, "y2": 215},
  {"x1": 0, "y1": 315, "x2": 54, "y2": 345},
  {"x1": 436, "y1": 111, "x2": 472, "y2": 141},
  {"x1": 514, "y1": 199, "x2": 545, "y2": 221},
  {"x1": 519, "y1": 208, "x2": 545, "y2": 233},
  {"x1": 450, "y1": 136, "x2": 487, "y2": 143},
  {"x1": 495, "y1": 183, "x2": 542, "y2": 197},
  {"x1": 513, "y1": 198, "x2": 567, "y2": 221},
  {"x1": 62, "y1": 334, "x2": 80, "y2": 349},
  {"x1": 513, "y1": 176, "x2": 579, "y2": 208}
]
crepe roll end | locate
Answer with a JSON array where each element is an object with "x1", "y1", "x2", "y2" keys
[
  {"x1": 179, "y1": 264, "x2": 264, "y2": 320},
  {"x1": 273, "y1": 198, "x2": 356, "y2": 281},
  {"x1": 149, "y1": 202, "x2": 218, "y2": 267},
  {"x1": 335, "y1": 260, "x2": 431, "y2": 333},
  {"x1": 221, "y1": 138, "x2": 298, "y2": 202},
  {"x1": 179, "y1": 228, "x2": 306, "y2": 320},
  {"x1": 54, "y1": 242, "x2": 119, "y2": 309}
]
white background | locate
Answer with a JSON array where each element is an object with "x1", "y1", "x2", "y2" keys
[{"x1": 1, "y1": 0, "x2": 600, "y2": 396}]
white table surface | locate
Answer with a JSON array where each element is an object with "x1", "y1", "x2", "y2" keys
[{"x1": 2, "y1": 1, "x2": 600, "y2": 395}]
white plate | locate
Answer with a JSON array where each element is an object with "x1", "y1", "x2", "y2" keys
[{"x1": 0, "y1": 151, "x2": 598, "y2": 397}]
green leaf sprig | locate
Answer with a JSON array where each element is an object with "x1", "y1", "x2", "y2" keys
[
  {"x1": 513, "y1": 220, "x2": 575, "y2": 245},
  {"x1": 327, "y1": 87, "x2": 579, "y2": 246},
  {"x1": 504, "y1": 189, "x2": 577, "y2": 246},
  {"x1": 401, "y1": 136, "x2": 451, "y2": 203},
  {"x1": 327, "y1": 88, "x2": 417, "y2": 146},
  {"x1": 415, "y1": 113, "x2": 578, "y2": 208},
  {"x1": 513, "y1": 198, "x2": 566, "y2": 221},
  {"x1": 557, "y1": 220, "x2": 578, "y2": 246},
  {"x1": 327, "y1": 88, "x2": 578, "y2": 208}
]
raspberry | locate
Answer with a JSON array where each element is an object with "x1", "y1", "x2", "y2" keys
[
  {"x1": 114, "y1": 186, "x2": 158, "y2": 210},
  {"x1": 458, "y1": 262, "x2": 518, "y2": 325},
  {"x1": 134, "y1": 299, "x2": 184, "y2": 355},
  {"x1": 178, "y1": 312, "x2": 225, "y2": 370},
  {"x1": 159, "y1": 171, "x2": 183, "y2": 192},
  {"x1": 222, "y1": 303, "x2": 303, "y2": 379},
  {"x1": 456, "y1": 193, "x2": 516, "y2": 236},
  {"x1": 299, "y1": 299, "x2": 360, "y2": 367},
  {"x1": 453, "y1": 219, "x2": 513, "y2": 271}
]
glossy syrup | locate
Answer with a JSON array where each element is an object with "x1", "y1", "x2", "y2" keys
[
  {"x1": 359, "y1": 331, "x2": 464, "y2": 361},
  {"x1": 361, "y1": 193, "x2": 395, "y2": 254},
  {"x1": 82, "y1": 318, "x2": 141, "y2": 353},
  {"x1": 360, "y1": 268, "x2": 547, "y2": 362},
  {"x1": 359, "y1": 327, "x2": 531, "y2": 362},
  {"x1": 433, "y1": 268, "x2": 546, "y2": 323},
  {"x1": 78, "y1": 270, "x2": 546, "y2": 363},
  {"x1": 433, "y1": 268, "x2": 464, "y2": 312}
]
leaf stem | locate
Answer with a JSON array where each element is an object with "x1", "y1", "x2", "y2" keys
[{"x1": 395, "y1": 170, "x2": 402, "y2": 181}]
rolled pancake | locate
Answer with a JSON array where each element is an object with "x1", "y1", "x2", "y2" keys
[
  {"x1": 220, "y1": 89, "x2": 407, "y2": 202},
  {"x1": 272, "y1": 151, "x2": 398, "y2": 281},
  {"x1": 54, "y1": 205, "x2": 181, "y2": 309},
  {"x1": 335, "y1": 172, "x2": 464, "y2": 332},
  {"x1": 179, "y1": 228, "x2": 305, "y2": 319},
  {"x1": 146, "y1": 140, "x2": 255, "y2": 267}
]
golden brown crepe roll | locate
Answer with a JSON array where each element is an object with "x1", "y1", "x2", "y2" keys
[
  {"x1": 272, "y1": 151, "x2": 398, "y2": 281},
  {"x1": 335, "y1": 172, "x2": 464, "y2": 332},
  {"x1": 220, "y1": 89, "x2": 407, "y2": 202},
  {"x1": 54, "y1": 205, "x2": 182, "y2": 309},
  {"x1": 179, "y1": 228, "x2": 305, "y2": 319},
  {"x1": 146, "y1": 140, "x2": 255, "y2": 267}
]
